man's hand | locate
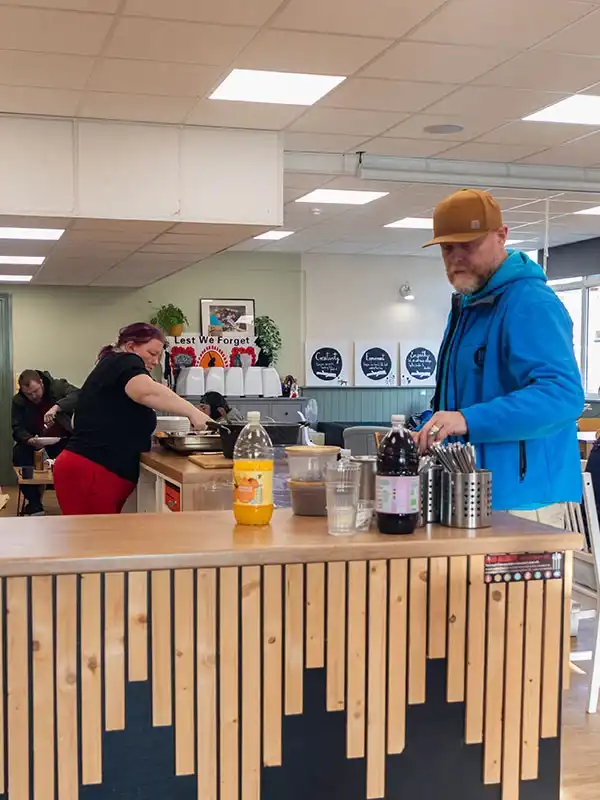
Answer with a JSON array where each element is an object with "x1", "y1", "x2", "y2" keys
[
  {"x1": 43, "y1": 404, "x2": 60, "y2": 427},
  {"x1": 416, "y1": 411, "x2": 468, "y2": 454}
]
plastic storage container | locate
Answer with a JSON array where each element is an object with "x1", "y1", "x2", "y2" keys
[
  {"x1": 289, "y1": 481, "x2": 327, "y2": 516},
  {"x1": 285, "y1": 445, "x2": 340, "y2": 482}
]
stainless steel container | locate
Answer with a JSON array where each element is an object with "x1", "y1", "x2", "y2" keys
[
  {"x1": 441, "y1": 470, "x2": 492, "y2": 529},
  {"x1": 418, "y1": 465, "x2": 442, "y2": 526},
  {"x1": 350, "y1": 455, "x2": 377, "y2": 531},
  {"x1": 351, "y1": 456, "x2": 377, "y2": 501}
]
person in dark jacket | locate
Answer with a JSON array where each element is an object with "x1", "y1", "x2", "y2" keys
[{"x1": 12, "y1": 369, "x2": 79, "y2": 515}]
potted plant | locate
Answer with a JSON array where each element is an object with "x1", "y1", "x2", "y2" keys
[
  {"x1": 150, "y1": 304, "x2": 189, "y2": 337},
  {"x1": 255, "y1": 315, "x2": 282, "y2": 367}
]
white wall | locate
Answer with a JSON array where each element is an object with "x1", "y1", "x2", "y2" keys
[
  {"x1": 302, "y1": 254, "x2": 452, "y2": 374},
  {"x1": 6, "y1": 251, "x2": 302, "y2": 386}
]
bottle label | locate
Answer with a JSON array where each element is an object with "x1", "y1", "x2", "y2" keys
[
  {"x1": 233, "y1": 460, "x2": 274, "y2": 507},
  {"x1": 376, "y1": 475, "x2": 419, "y2": 515}
]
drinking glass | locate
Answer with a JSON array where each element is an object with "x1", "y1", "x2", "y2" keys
[{"x1": 325, "y1": 462, "x2": 360, "y2": 536}]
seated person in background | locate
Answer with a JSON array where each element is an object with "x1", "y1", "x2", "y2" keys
[
  {"x1": 199, "y1": 391, "x2": 244, "y2": 423},
  {"x1": 12, "y1": 369, "x2": 80, "y2": 516}
]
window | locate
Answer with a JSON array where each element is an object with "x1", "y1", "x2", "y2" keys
[
  {"x1": 587, "y1": 286, "x2": 600, "y2": 394},
  {"x1": 555, "y1": 288, "x2": 583, "y2": 372}
]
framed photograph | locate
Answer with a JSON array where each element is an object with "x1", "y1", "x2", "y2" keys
[{"x1": 200, "y1": 298, "x2": 255, "y2": 337}]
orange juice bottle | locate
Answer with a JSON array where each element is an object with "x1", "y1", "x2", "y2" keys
[{"x1": 233, "y1": 412, "x2": 274, "y2": 526}]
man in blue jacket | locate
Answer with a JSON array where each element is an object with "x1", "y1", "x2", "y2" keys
[{"x1": 416, "y1": 188, "x2": 584, "y2": 526}]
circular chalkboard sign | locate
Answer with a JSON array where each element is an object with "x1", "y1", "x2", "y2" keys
[
  {"x1": 361, "y1": 347, "x2": 392, "y2": 381},
  {"x1": 311, "y1": 347, "x2": 343, "y2": 382},
  {"x1": 405, "y1": 347, "x2": 436, "y2": 380}
]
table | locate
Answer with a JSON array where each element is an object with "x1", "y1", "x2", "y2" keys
[
  {"x1": 12, "y1": 466, "x2": 53, "y2": 516},
  {"x1": 578, "y1": 430, "x2": 598, "y2": 459},
  {"x1": 0, "y1": 509, "x2": 581, "y2": 800}
]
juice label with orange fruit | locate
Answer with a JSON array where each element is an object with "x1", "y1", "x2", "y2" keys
[{"x1": 233, "y1": 460, "x2": 274, "y2": 507}]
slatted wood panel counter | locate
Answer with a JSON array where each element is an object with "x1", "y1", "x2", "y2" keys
[{"x1": 0, "y1": 510, "x2": 581, "y2": 800}]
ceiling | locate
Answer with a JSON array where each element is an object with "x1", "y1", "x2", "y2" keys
[
  {"x1": 5, "y1": 0, "x2": 600, "y2": 279},
  {"x1": 233, "y1": 178, "x2": 600, "y2": 258},
  {"x1": 1, "y1": 0, "x2": 600, "y2": 164},
  {"x1": 4, "y1": 218, "x2": 267, "y2": 286}
]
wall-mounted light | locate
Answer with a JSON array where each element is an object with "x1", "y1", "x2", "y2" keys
[{"x1": 400, "y1": 283, "x2": 415, "y2": 301}]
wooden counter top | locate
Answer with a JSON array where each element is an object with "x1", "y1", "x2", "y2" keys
[
  {"x1": 0, "y1": 509, "x2": 582, "y2": 577},
  {"x1": 141, "y1": 447, "x2": 230, "y2": 483}
]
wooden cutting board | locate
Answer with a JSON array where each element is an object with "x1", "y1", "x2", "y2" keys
[{"x1": 188, "y1": 454, "x2": 234, "y2": 470}]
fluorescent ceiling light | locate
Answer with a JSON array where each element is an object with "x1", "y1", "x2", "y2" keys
[
  {"x1": 524, "y1": 94, "x2": 600, "y2": 125},
  {"x1": 548, "y1": 277, "x2": 582, "y2": 286},
  {"x1": 210, "y1": 68, "x2": 345, "y2": 106},
  {"x1": 0, "y1": 274, "x2": 32, "y2": 282},
  {"x1": 384, "y1": 217, "x2": 433, "y2": 229},
  {"x1": 0, "y1": 255, "x2": 44, "y2": 265},
  {"x1": 253, "y1": 230, "x2": 295, "y2": 241},
  {"x1": 0, "y1": 227, "x2": 64, "y2": 240},
  {"x1": 506, "y1": 239, "x2": 525, "y2": 246},
  {"x1": 574, "y1": 205, "x2": 600, "y2": 215},
  {"x1": 296, "y1": 189, "x2": 388, "y2": 205}
]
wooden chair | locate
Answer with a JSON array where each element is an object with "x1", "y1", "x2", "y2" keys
[{"x1": 13, "y1": 467, "x2": 53, "y2": 517}]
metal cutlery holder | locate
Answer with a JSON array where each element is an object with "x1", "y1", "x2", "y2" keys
[
  {"x1": 441, "y1": 470, "x2": 492, "y2": 529},
  {"x1": 418, "y1": 465, "x2": 442, "y2": 526}
]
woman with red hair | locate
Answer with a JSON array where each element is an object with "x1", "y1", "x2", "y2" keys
[{"x1": 53, "y1": 322, "x2": 211, "y2": 515}]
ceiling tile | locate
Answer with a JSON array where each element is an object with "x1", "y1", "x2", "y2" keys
[
  {"x1": 408, "y1": 0, "x2": 593, "y2": 48},
  {"x1": 385, "y1": 114, "x2": 499, "y2": 141},
  {"x1": 88, "y1": 59, "x2": 222, "y2": 97},
  {"x1": 186, "y1": 99, "x2": 304, "y2": 129},
  {"x1": 0, "y1": 6, "x2": 113, "y2": 55},
  {"x1": 474, "y1": 51, "x2": 600, "y2": 93},
  {"x1": 271, "y1": 0, "x2": 446, "y2": 38},
  {"x1": 284, "y1": 173, "x2": 334, "y2": 190},
  {"x1": 78, "y1": 91, "x2": 196, "y2": 123},
  {"x1": 64, "y1": 229, "x2": 154, "y2": 244},
  {"x1": 106, "y1": 17, "x2": 256, "y2": 65},
  {"x1": 362, "y1": 42, "x2": 515, "y2": 84},
  {"x1": 362, "y1": 136, "x2": 458, "y2": 157},
  {"x1": 422, "y1": 86, "x2": 567, "y2": 121},
  {"x1": 284, "y1": 132, "x2": 368, "y2": 153},
  {"x1": 235, "y1": 29, "x2": 390, "y2": 75},
  {"x1": 519, "y1": 132, "x2": 600, "y2": 167},
  {"x1": 124, "y1": 0, "x2": 285, "y2": 26},
  {"x1": 72, "y1": 219, "x2": 171, "y2": 232},
  {"x1": 0, "y1": 240, "x2": 53, "y2": 257},
  {"x1": 0, "y1": 50, "x2": 94, "y2": 89},
  {"x1": 438, "y1": 141, "x2": 545, "y2": 163},
  {"x1": 289, "y1": 107, "x2": 407, "y2": 136},
  {"x1": 0, "y1": 86, "x2": 80, "y2": 115},
  {"x1": 477, "y1": 120, "x2": 598, "y2": 147},
  {"x1": 1, "y1": 0, "x2": 119, "y2": 10},
  {"x1": 537, "y1": 6, "x2": 600, "y2": 55},
  {"x1": 321, "y1": 78, "x2": 456, "y2": 113}
]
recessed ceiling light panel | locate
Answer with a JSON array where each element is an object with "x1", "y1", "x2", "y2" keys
[
  {"x1": 296, "y1": 189, "x2": 388, "y2": 205},
  {"x1": 0, "y1": 274, "x2": 33, "y2": 282},
  {"x1": 0, "y1": 227, "x2": 64, "y2": 240},
  {"x1": 575, "y1": 205, "x2": 600, "y2": 215},
  {"x1": 253, "y1": 230, "x2": 295, "y2": 240},
  {"x1": 0, "y1": 255, "x2": 44, "y2": 265},
  {"x1": 423, "y1": 124, "x2": 464, "y2": 135},
  {"x1": 210, "y1": 68, "x2": 345, "y2": 106},
  {"x1": 524, "y1": 94, "x2": 600, "y2": 125},
  {"x1": 384, "y1": 217, "x2": 433, "y2": 229}
]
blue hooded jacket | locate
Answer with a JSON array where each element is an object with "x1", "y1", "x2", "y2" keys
[{"x1": 435, "y1": 250, "x2": 584, "y2": 511}]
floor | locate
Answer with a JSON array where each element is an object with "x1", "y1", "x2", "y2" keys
[
  {"x1": 0, "y1": 489, "x2": 598, "y2": 795},
  {"x1": 563, "y1": 592, "x2": 600, "y2": 799},
  {"x1": 0, "y1": 486, "x2": 61, "y2": 517}
]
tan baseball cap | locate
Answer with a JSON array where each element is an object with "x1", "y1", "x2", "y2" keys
[{"x1": 422, "y1": 188, "x2": 503, "y2": 247}]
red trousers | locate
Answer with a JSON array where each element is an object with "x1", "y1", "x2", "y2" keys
[{"x1": 54, "y1": 450, "x2": 135, "y2": 515}]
